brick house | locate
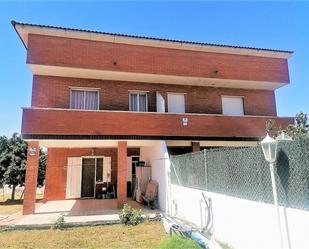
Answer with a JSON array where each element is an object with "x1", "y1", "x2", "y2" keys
[{"x1": 12, "y1": 21, "x2": 293, "y2": 215}]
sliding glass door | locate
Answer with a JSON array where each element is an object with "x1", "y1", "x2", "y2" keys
[
  {"x1": 81, "y1": 158, "x2": 96, "y2": 198},
  {"x1": 81, "y1": 157, "x2": 104, "y2": 198}
]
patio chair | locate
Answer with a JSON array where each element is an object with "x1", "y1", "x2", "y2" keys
[
  {"x1": 106, "y1": 184, "x2": 115, "y2": 199},
  {"x1": 142, "y1": 180, "x2": 158, "y2": 209}
]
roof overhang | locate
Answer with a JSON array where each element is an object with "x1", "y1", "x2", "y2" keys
[{"x1": 12, "y1": 21, "x2": 293, "y2": 59}]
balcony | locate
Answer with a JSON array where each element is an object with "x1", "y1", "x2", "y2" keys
[{"x1": 21, "y1": 108, "x2": 294, "y2": 140}]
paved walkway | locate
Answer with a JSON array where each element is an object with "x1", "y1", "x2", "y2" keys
[{"x1": 1, "y1": 199, "x2": 160, "y2": 228}]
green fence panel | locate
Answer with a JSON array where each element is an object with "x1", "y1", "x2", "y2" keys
[{"x1": 170, "y1": 139, "x2": 309, "y2": 211}]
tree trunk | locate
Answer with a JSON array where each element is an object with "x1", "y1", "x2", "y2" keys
[{"x1": 11, "y1": 185, "x2": 16, "y2": 200}]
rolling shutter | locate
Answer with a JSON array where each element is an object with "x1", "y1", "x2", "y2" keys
[
  {"x1": 222, "y1": 96, "x2": 244, "y2": 116},
  {"x1": 168, "y1": 94, "x2": 185, "y2": 113}
]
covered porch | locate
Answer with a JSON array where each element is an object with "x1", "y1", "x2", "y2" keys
[{"x1": 23, "y1": 139, "x2": 170, "y2": 215}]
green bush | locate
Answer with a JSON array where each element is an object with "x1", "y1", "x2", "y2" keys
[
  {"x1": 52, "y1": 213, "x2": 65, "y2": 230},
  {"x1": 119, "y1": 204, "x2": 143, "y2": 226},
  {"x1": 156, "y1": 235, "x2": 201, "y2": 249}
]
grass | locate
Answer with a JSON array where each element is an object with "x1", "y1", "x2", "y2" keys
[
  {"x1": 156, "y1": 235, "x2": 201, "y2": 249},
  {"x1": 0, "y1": 193, "x2": 43, "y2": 215},
  {"x1": 0, "y1": 221, "x2": 167, "y2": 249}
]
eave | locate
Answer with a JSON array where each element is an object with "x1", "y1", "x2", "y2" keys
[{"x1": 12, "y1": 20, "x2": 294, "y2": 59}]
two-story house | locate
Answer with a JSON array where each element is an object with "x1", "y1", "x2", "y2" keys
[{"x1": 12, "y1": 21, "x2": 293, "y2": 215}]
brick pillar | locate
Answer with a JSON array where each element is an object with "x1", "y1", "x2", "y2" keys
[
  {"x1": 23, "y1": 141, "x2": 40, "y2": 215},
  {"x1": 191, "y1": 142, "x2": 200, "y2": 152},
  {"x1": 117, "y1": 141, "x2": 127, "y2": 208}
]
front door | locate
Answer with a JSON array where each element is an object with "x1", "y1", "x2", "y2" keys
[{"x1": 81, "y1": 158, "x2": 96, "y2": 198}]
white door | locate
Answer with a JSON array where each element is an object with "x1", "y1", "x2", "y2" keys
[
  {"x1": 222, "y1": 96, "x2": 244, "y2": 116},
  {"x1": 66, "y1": 157, "x2": 82, "y2": 199},
  {"x1": 168, "y1": 93, "x2": 185, "y2": 113},
  {"x1": 103, "y1": 157, "x2": 112, "y2": 182}
]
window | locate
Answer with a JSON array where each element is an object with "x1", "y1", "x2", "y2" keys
[
  {"x1": 96, "y1": 158, "x2": 103, "y2": 182},
  {"x1": 70, "y1": 89, "x2": 99, "y2": 110},
  {"x1": 168, "y1": 93, "x2": 185, "y2": 113},
  {"x1": 222, "y1": 96, "x2": 244, "y2": 116},
  {"x1": 129, "y1": 92, "x2": 148, "y2": 112},
  {"x1": 131, "y1": 156, "x2": 140, "y2": 176}
]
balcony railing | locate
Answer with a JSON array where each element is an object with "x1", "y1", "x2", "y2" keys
[{"x1": 21, "y1": 108, "x2": 294, "y2": 139}]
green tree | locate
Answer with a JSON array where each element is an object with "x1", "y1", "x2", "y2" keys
[
  {"x1": 38, "y1": 150, "x2": 47, "y2": 187},
  {"x1": 0, "y1": 136, "x2": 8, "y2": 188},
  {"x1": 0, "y1": 133, "x2": 46, "y2": 200},
  {"x1": 285, "y1": 112, "x2": 309, "y2": 139}
]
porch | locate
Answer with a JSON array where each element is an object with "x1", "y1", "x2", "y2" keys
[
  {"x1": 23, "y1": 140, "x2": 170, "y2": 215},
  {"x1": 14, "y1": 199, "x2": 160, "y2": 228}
]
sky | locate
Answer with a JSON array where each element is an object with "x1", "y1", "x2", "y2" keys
[{"x1": 0, "y1": 1, "x2": 308, "y2": 137}]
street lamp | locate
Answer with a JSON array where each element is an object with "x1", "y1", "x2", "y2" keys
[
  {"x1": 276, "y1": 131, "x2": 293, "y2": 249},
  {"x1": 261, "y1": 133, "x2": 278, "y2": 163},
  {"x1": 261, "y1": 133, "x2": 284, "y2": 249}
]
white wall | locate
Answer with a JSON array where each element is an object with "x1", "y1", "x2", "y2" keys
[
  {"x1": 140, "y1": 141, "x2": 170, "y2": 211},
  {"x1": 171, "y1": 184, "x2": 309, "y2": 249}
]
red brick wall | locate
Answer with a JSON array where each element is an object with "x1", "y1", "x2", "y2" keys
[
  {"x1": 44, "y1": 147, "x2": 139, "y2": 201},
  {"x1": 117, "y1": 141, "x2": 127, "y2": 208},
  {"x1": 23, "y1": 141, "x2": 39, "y2": 214},
  {"x1": 27, "y1": 34, "x2": 289, "y2": 84},
  {"x1": 22, "y1": 108, "x2": 293, "y2": 138},
  {"x1": 31, "y1": 75, "x2": 277, "y2": 116}
]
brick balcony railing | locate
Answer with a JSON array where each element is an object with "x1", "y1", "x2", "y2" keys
[{"x1": 21, "y1": 108, "x2": 294, "y2": 139}]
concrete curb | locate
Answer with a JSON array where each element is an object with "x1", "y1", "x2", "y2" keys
[{"x1": 1, "y1": 215, "x2": 161, "y2": 231}]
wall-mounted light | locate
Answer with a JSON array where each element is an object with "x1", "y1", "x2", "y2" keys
[
  {"x1": 29, "y1": 147, "x2": 37, "y2": 156},
  {"x1": 182, "y1": 117, "x2": 188, "y2": 126}
]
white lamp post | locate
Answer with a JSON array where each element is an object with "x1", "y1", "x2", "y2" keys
[
  {"x1": 276, "y1": 131, "x2": 293, "y2": 249},
  {"x1": 261, "y1": 134, "x2": 284, "y2": 249}
]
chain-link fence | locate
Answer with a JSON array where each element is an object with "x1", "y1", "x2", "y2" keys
[{"x1": 170, "y1": 139, "x2": 309, "y2": 211}]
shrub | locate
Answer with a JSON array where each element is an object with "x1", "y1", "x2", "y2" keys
[
  {"x1": 119, "y1": 204, "x2": 143, "y2": 226},
  {"x1": 52, "y1": 213, "x2": 65, "y2": 230}
]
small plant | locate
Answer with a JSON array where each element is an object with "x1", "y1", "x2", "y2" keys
[
  {"x1": 119, "y1": 204, "x2": 143, "y2": 226},
  {"x1": 154, "y1": 213, "x2": 162, "y2": 221},
  {"x1": 1, "y1": 225, "x2": 15, "y2": 232},
  {"x1": 52, "y1": 213, "x2": 65, "y2": 230}
]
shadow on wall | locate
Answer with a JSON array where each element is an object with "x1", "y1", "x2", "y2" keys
[{"x1": 277, "y1": 149, "x2": 290, "y2": 206}]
